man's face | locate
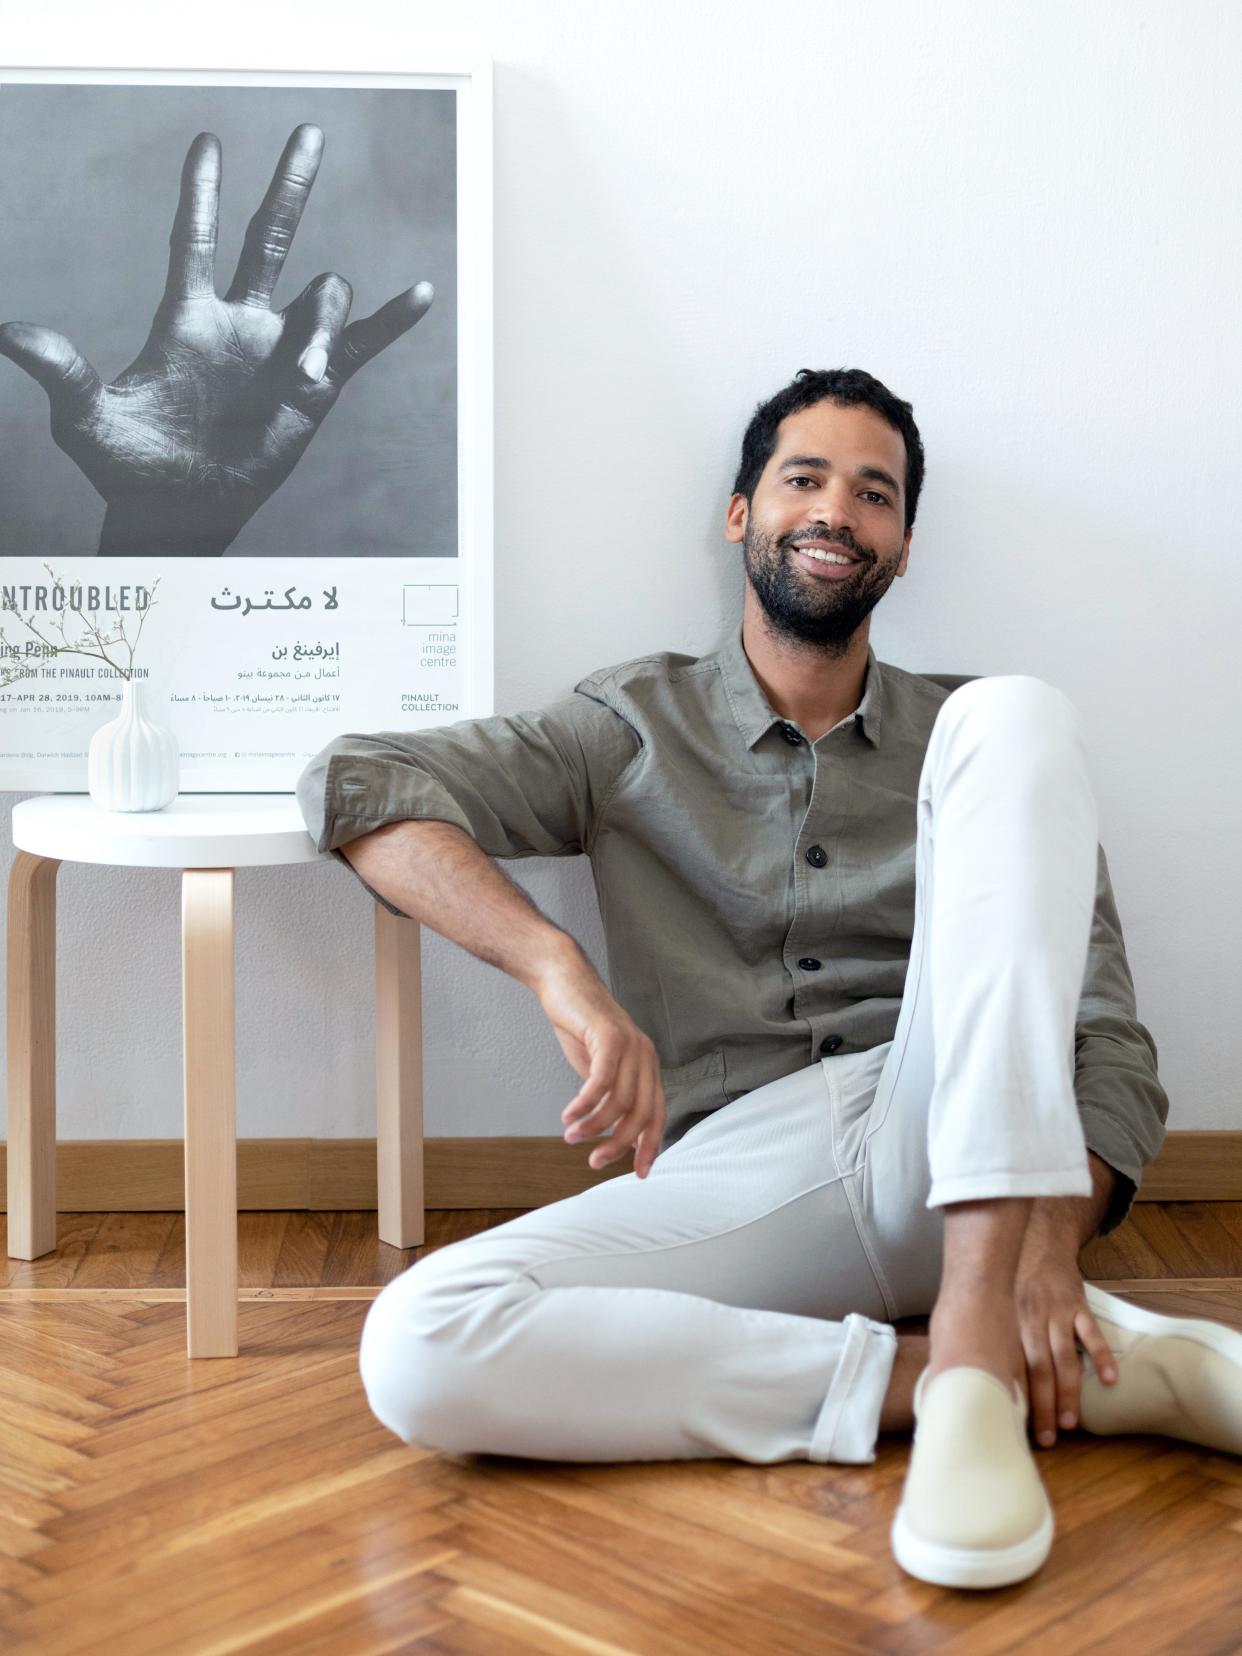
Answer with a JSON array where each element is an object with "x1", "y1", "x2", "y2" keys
[{"x1": 725, "y1": 399, "x2": 913, "y2": 650}]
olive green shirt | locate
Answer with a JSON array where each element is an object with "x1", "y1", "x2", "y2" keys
[{"x1": 295, "y1": 627, "x2": 1168, "y2": 1235}]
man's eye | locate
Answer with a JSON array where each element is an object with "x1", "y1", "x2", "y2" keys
[
  {"x1": 861, "y1": 491, "x2": 890, "y2": 505},
  {"x1": 787, "y1": 476, "x2": 815, "y2": 487}
]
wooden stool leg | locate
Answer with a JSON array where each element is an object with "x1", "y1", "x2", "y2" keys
[
  {"x1": 374, "y1": 906, "x2": 425, "y2": 1249},
  {"x1": 182, "y1": 868, "x2": 238, "y2": 1357},
  {"x1": 6, "y1": 851, "x2": 61, "y2": 1260}
]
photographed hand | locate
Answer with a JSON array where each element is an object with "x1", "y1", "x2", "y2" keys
[
  {"x1": 535, "y1": 961, "x2": 667, "y2": 1180},
  {"x1": 1015, "y1": 1244, "x2": 1118, "y2": 1448},
  {"x1": 0, "y1": 124, "x2": 433, "y2": 555}
]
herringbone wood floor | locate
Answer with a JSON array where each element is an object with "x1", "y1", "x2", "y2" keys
[{"x1": 1, "y1": 1204, "x2": 1241, "y2": 1655}]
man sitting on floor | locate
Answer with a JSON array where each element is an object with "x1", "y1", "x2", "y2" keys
[{"x1": 297, "y1": 367, "x2": 1241, "y2": 1591}]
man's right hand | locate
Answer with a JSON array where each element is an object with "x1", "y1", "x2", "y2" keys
[
  {"x1": 335, "y1": 820, "x2": 665, "y2": 1177},
  {"x1": 534, "y1": 958, "x2": 666, "y2": 1180}
]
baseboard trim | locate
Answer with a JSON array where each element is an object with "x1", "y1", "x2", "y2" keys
[{"x1": 0, "y1": 1130, "x2": 1235, "y2": 1212}]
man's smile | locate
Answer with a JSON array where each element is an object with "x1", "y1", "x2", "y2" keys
[{"x1": 788, "y1": 537, "x2": 865, "y2": 577}]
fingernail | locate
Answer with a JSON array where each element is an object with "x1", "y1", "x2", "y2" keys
[
  {"x1": 299, "y1": 344, "x2": 328, "y2": 382},
  {"x1": 1059, "y1": 1412, "x2": 1076, "y2": 1429},
  {"x1": 1103, "y1": 1368, "x2": 1115, "y2": 1382},
  {"x1": 1039, "y1": 1429, "x2": 1056, "y2": 1445}
]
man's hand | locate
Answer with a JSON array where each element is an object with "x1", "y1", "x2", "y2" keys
[
  {"x1": 1015, "y1": 1238, "x2": 1119, "y2": 1448},
  {"x1": 534, "y1": 958, "x2": 667, "y2": 1180},
  {"x1": 0, "y1": 124, "x2": 433, "y2": 555}
]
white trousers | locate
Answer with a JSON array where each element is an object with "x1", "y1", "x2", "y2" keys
[{"x1": 359, "y1": 677, "x2": 1100, "y2": 1465}]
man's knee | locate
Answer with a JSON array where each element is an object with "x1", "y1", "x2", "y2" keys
[
  {"x1": 939, "y1": 673, "x2": 1082, "y2": 731},
  {"x1": 357, "y1": 1246, "x2": 523, "y2": 1451},
  {"x1": 931, "y1": 674, "x2": 1087, "y2": 769}
]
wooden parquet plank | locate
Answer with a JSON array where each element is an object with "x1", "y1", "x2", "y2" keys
[
  {"x1": 0, "y1": 1346, "x2": 110, "y2": 1420},
  {"x1": 66, "y1": 1213, "x2": 180, "y2": 1289},
  {"x1": 462, "y1": 1470, "x2": 879, "y2": 1606},
  {"x1": 32, "y1": 1448, "x2": 451, "y2": 1588},
  {"x1": 49, "y1": 1382, "x2": 372, "y2": 1515},
  {"x1": 1032, "y1": 1514, "x2": 1242, "y2": 1653},
  {"x1": 229, "y1": 1573, "x2": 457, "y2": 1656},
  {"x1": 542, "y1": 1458, "x2": 863, "y2": 1557},
  {"x1": 415, "y1": 1619, "x2": 584, "y2": 1656},
  {"x1": 1080, "y1": 1215, "x2": 1169, "y2": 1281},
  {"x1": 435, "y1": 1580, "x2": 668, "y2": 1655},
  {"x1": 432, "y1": 1546, "x2": 773, "y2": 1656},
  {"x1": 438, "y1": 1502, "x2": 871, "y2": 1654},
  {"x1": 0, "y1": 1304, "x2": 132, "y2": 1372},
  {"x1": 2, "y1": 1505, "x2": 460, "y2": 1655}
]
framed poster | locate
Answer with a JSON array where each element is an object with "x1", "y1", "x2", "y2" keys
[{"x1": 0, "y1": 63, "x2": 493, "y2": 792}]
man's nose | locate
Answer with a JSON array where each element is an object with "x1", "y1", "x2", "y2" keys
[{"x1": 806, "y1": 482, "x2": 857, "y2": 532}]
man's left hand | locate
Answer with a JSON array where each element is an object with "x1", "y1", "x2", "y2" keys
[{"x1": 1015, "y1": 1243, "x2": 1119, "y2": 1447}]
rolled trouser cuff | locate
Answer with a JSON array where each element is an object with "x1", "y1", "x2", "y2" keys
[
  {"x1": 808, "y1": 1313, "x2": 898, "y2": 1464},
  {"x1": 927, "y1": 1164, "x2": 1093, "y2": 1208}
]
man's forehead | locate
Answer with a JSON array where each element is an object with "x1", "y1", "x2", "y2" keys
[
  {"x1": 776, "y1": 401, "x2": 902, "y2": 453},
  {"x1": 770, "y1": 406, "x2": 903, "y2": 479}
]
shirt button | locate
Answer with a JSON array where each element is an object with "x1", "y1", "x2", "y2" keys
[
  {"x1": 820, "y1": 1034, "x2": 844, "y2": 1055},
  {"x1": 805, "y1": 844, "x2": 828, "y2": 868},
  {"x1": 781, "y1": 723, "x2": 804, "y2": 745},
  {"x1": 797, "y1": 957, "x2": 822, "y2": 972}
]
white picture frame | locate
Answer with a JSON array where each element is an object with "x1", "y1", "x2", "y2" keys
[{"x1": 0, "y1": 61, "x2": 494, "y2": 793}]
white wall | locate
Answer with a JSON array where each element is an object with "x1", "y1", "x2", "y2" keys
[{"x1": 2, "y1": 0, "x2": 1239, "y2": 1144}]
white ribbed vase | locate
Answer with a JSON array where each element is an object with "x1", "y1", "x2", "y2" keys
[{"x1": 87, "y1": 679, "x2": 179, "y2": 812}]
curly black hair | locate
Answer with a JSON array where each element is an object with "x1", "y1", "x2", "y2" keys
[{"x1": 731, "y1": 367, "x2": 925, "y2": 532}]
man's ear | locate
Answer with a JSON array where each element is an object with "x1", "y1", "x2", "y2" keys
[
  {"x1": 724, "y1": 492, "x2": 748, "y2": 544},
  {"x1": 896, "y1": 528, "x2": 912, "y2": 577}
]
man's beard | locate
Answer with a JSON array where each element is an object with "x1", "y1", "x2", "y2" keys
[{"x1": 742, "y1": 523, "x2": 900, "y2": 652}]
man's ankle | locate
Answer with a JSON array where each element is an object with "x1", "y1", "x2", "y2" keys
[{"x1": 927, "y1": 1295, "x2": 1026, "y2": 1390}]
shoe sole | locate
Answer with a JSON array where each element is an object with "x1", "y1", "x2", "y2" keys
[
  {"x1": 890, "y1": 1502, "x2": 1053, "y2": 1589},
  {"x1": 1083, "y1": 1282, "x2": 1242, "y2": 1366}
]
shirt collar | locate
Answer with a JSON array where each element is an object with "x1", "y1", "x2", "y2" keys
[{"x1": 715, "y1": 624, "x2": 884, "y2": 751}]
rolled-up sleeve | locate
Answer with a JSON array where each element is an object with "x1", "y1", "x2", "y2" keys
[
  {"x1": 295, "y1": 694, "x2": 642, "y2": 915},
  {"x1": 1074, "y1": 843, "x2": 1170, "y2": 1235}
]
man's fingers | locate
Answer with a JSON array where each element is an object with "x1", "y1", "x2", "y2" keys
[
  {"x1": 331, "y1": 281, "x2": 434, "y2": 384},
  {"x1": 621, "y1": 1068, "x2": 666, "y2": 1178},
  {"x1": 0, "y1": 323, "x2": 102, "y2": 413},
  {"x1": 586, "y1": 1058, "x2": 653, "y2": 1170},
  {"x1": 1075, "y1": 1307, "x2": 1118, "y2": 1385},
  {"x1": 633, "y1": 1112, "x2": 664, "y2": 1179},
  {"x1": 570, "y1": 1048, "x2": 640, "y2": 1140},
  {"x1": 1022, "y1": 1339, "x2": 1059, "y2": 1447},
  {"x1": 1050, "y1": 1321, "x2": 1084, "y2": 1428},
  {"x1": 225, "y1": 123, "x2": 324, "y2": 307},
  {"x1": 564, "y1": 1037, "x2": 622, "y2": 1121},
  {"x1": 164, "y1": 132, "x2": 221, "y2": 302}
]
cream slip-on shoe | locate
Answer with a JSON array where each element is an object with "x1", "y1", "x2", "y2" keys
[
  {"x1": 1080, "y1": 1283, "x2": 1242, "y2": 1455},
  {"x1": 891, "y1": 1366, "x2": 1053, "y2": 1590}
]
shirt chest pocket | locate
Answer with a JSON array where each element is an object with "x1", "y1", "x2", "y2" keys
[{"x1": 638, "y1": 769, "x2": 797, "y2": 920}]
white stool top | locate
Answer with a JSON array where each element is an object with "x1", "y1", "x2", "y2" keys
[{"x1": 11, "y1": 794, "x2": 328, "y2": 869}]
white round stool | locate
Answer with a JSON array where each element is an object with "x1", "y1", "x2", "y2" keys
[{"x1": 6, "y1": 794, "x2": 424, "y2": 1358}]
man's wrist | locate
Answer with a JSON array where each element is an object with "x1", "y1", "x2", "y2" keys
[
  {"x1": 99, "y1": 497, "x2": 247, "y2": 557},
  {"x1": 523, "y1": 931, "x2": 596, "y2": 999},
  {"x1": 1023, "y1": 1151, "x2": 1118, "y2": 1256}
]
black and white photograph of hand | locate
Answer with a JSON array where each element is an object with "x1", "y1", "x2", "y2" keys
[
  {"x1": 0, "y1": 84, "x2": 458, "y2": 560},
  {"x1": 0, "y1": 123, "x2": 433, "y2": 557}
]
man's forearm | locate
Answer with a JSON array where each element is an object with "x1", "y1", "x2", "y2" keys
[
  {"x1": 1023, "y1": 1150, "x2": 1118, "y2": 1256},
  {"x1": 338, "y1": 816, "x2": 588, "y2": 994}
]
